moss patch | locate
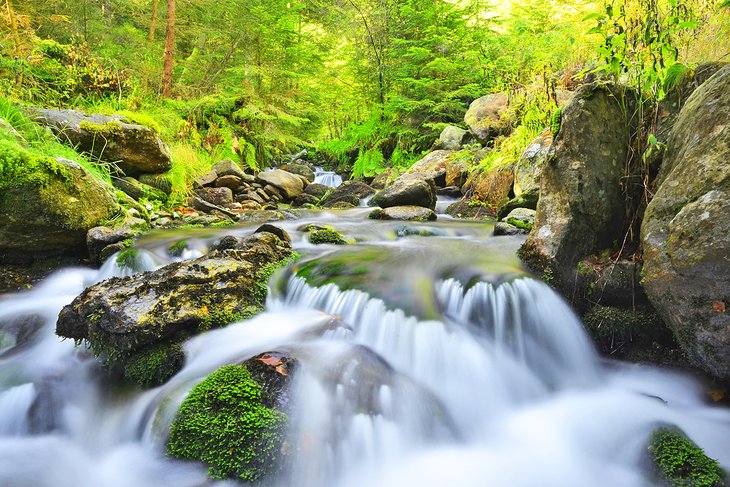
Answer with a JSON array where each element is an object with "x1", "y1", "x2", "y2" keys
[
  {"x1": 650, "y1": 427, "x2": 724, "y2": 487},
  {"x1": 115, "y1": 248, "x2": 139, "y2": 270},
  {"x1": 167, "y1": 364, "x2": 288, "y2": 482},
  {"x1": 79, "y1": 120, "x2": 122, "y2": 136},
  {"x1": 505, "y1": 217, "x2": 533, "y2": 231},
  {"x1": 167, "y1": 239, "x2": 188, "y2": 257},
  {"x1": 123, "y1": 342, "x2": 184, "y2": 388},
  {"x1": 309, "y1": 227, "x2": 349, "y2": 245},
  {"x1": 0, "y1": 139, "x2": 71, "y2": 190}
]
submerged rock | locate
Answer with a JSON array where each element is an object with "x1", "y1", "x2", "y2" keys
[
  {"x1": 33, "y1": 109, "x2": 172, "y2": 176},
  {"x1": 641, "y1": 65, "x2": 730, "y2": 380}
]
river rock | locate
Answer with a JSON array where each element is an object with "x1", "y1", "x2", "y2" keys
[
  {"x1": 86, "y1": 224, "x2": 138, "y2": 264},
  {"x1": 304, "y1": 182, "x2": 331, "y2": 199},
  {"x1": 113, "y1": 176, "x2": 167, "y2": 202},
  {"x1": 215, "y1": 175, "x2": 243, "y2": 190},
  {"x1": 321, "y1": 180, "x2": 375, "y2": 207},
  {"x1": 0, "y1": 157, "x2": 118, "y2": 264},
  {"x1": 213, "y1": 159, "x2": 250, "y2": 180},
  {"x1": 519, "y1": 83, "x2": 638, "y2": 291},
  {"x1": 279, "y1": 163, "x2": 315, "y2": 182},
  {"x1": 514, "y1": 128, "x2": 552, "y2": 197},
  {"x1": 464, "y1": 165, "x2": 514, "y2": 212},
  {"x1": 370, "y1": 175, "x2": 436, "y2": 210},
  {"x1": 196, "y1": 187, "x2": 233, "y2": 206},
  {"x1": 641, "y1": 65, "x2": 730, "y2": 380},
  {"x1": 437, "y1": 125, "x2": 471, "y2": 150},
  {"x1": 193, "y1": 170, "x2": 218, "y2": 189},
  {"x1": 256, "y1": 169, "x2": 304, "y2": 199},
  {"x1": 32, "y1": 109, "x2": 172, "y2": 176},
  {"x1": 404, "y1": 150, "x2": 451, "y2": 185},
  {"x1": 56, "y1": 227, "x2": 292, "y2": 357},
  {"x1": 369, "y1": 206, "x2": 437, "y2": 221},
  {"x1": 464, "y1": 92, "x2": 511, "y2": 144},
  {"x1": 493, "y1": 222, "x2": 522, "y2": 236}
]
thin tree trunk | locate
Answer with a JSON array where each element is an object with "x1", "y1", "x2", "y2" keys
[
  {"x1": 161, "y1": 0, "x2": 175, "y2": 97},
  {"x1": 6, "y1": 0, "x2": 23, "y2": 88},
  {"x1": 148, "y1": 0, "x2": 159, "y2": 46}
]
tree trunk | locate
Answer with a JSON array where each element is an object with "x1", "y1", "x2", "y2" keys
[
  {"x1": 161, "y1": 0, "x2": 175, "y2": 97},
  {"x1": 148, "y1": 0, "x2": 159, "y2": 46}
]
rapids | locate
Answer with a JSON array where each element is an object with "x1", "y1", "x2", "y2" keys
[{"x1": 1, "y1": 205, "x2": 729, "y2": 487}]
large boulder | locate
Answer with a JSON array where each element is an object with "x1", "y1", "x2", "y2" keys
[
  {"x1": 464, "y1": 92, "x2": 511, "y2": 144},
  {"x1": 513, "y1": 128, "x2": 552, "y2": 197},
  {"x1": 404, "y1": 150, "x2": 451, "y2": 184},
  {"x1": 56, "y1": 228, "x2": 292, "y2": 359},
  {"x1": 370, "y1": 174, "x2": 436, "y2": 210},
  {"x1": 33, "y1": 109, "x2": 172, "y2": 176},
  {"x1": 518, "y1": 83, "x2": 638, "y2": 290},
  {"x1": 641, "y1": 65, "x2": 730, "y2": 379},
  {"x1": 437, "y1": 126, "x2": 471, "y2": 150},
  {"x1": 256, "y1": 169, "x2": 304, "y2": 199},
  {"x1": 0, "y1": 156, "x2": 118, "y2": 263},
  {"x1": 279, "y1": 163, "x2": 315, "y2": 182},
  {"x1": 321, "y1": 180, "x2": 375, "y2": 207}
]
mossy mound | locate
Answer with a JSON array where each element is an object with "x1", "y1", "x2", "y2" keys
[
  {"x1": 309, "y1": 227, "x2": 349, "y2": 245},
  {"x1": 123, "y1": 342, "x2": 184, "y2": 388},
  {"x1": 167, "y1": 364, "x2": 288, "y2": 482},
  {"x1": 649, "y1": 427, "x2": 725, "y2": 487}
]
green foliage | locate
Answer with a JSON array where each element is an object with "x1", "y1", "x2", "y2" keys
[
  {"x1": 650, "y1": 427, "x2": 724, "y2": 487},
  {"x1": 352, "y1": 148, "x2": 385, "y2": 179},
  {"x1": 0, "y1": 138, "x2": 71, "y2": 190},
  {"x1": 123, "y1": 342, "x2": 185, "y2": 388},
  {"x1": 505, "y1": 217, "x2": 533, "y2": 231},
  {"x1": 551, "y1": 108, "x2": 563, "y2": 136},
  {"x1": 168, "y1": 240, "x2": 188, "y2": 257},
  {"x1": 167, "y1": 364, "x2": 288, "y2": 482},
  {"x1": 309, "y1": 227, "x2": 349, "y2": 245},
  {"x1": 115, "y1": 248, "x2": 139, "y2": 270}
]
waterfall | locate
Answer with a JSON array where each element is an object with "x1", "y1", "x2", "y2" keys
[{"x1": 314, "y1": 166, "x2": 343, "y2": 187}]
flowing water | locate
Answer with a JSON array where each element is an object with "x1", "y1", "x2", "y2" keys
[
  {"x1": 313, "y1": 166, "x2": 343, "y2": 187},
  {"x1": 1, "y1": 204, "x2": 729, "y2": 487}
]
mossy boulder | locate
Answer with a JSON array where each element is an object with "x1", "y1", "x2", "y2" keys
[
  {"x1": 0, "y1": 153, "x2": 118, "y2": 264},
  {"x1": 123, "y1": 342, "x2": 185, "y2": 388},
  {"x1": 464, "y1": 92, "x2": 511, "y2": 144},
  {"x1": 56, "y1": 227, "x2": 293, "y2": 382},
  {"x1": 167, "y1": 364, "x2": 289, "y2": 482},
  {"x1": 513, "y1": 128, "x2": 552, "y2": 197},
  {"x1": 33, "y1": 109, "x2": 172, "y2": 176},
  {"x1": 648, "y1": 427, "x2": 724, "y2": 487},
  {"x1": 309, "y1": 227, "x2": 349, "y2": 245},
  {"x1": 519, "y1": 83, "x2": 638, "y2": 293},
  {"x1": 641, "y1": 65, "x2": 730, "y2": 380},
  {"x1": 436, "y1": 125, "x2": 471, "y2": 150},
  {"x1": 113, "y1": 176, "x2": 167, "y2": 202}
]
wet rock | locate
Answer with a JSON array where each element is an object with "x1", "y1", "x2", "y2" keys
[
  {"x1": 494, "y1": 222, "x2": 522, "y2": 236},
  {"x1": 369, "y1": 205, "x2": 437, "y2": 221},
  {"x1": 445, "y1": 196, "x2": 495, "y2": 219},
  {"x1": 641, "y1": 65, "x2": 730, "y2": 379},
  {"x1": 279, "y1": 163, "x2": 315, "y2": 182},
  {"x1": 86, "y1": 225, "x2": 138, "y2": 264},
  {"x1": 32, "y1": 109, "x2": 172, "y2": 176},
  {"x1": 292, "y1": 193, "x2": 319, "y2": 207},
  {"x1": 304, "y1": 182, "x2": 331, "y2": 199},
  {"x1": 243, "y1": 352, "x2": 298, "y2": 411},
  {"x1": 113, "y1": 176, "x2": 167, "y2": 202},
  {"x1": 56, "y1": 228, "x2": 292, "y2": 363},
  {"x1": 0, "y1": 157, "x2": 118, "y2": 264},
  {"x1": 519, "y1": 83, "x2": 638, "y2": 292},
  {"x1": 370, "y1": 175, "x2": 436, "y2": 210},
  {"x1": 437, "y1": 186, "x2": 462, "y2": 198},
  {"x1": 257, "y1": 169, "x2": 304, "y2": 199},
  {"x1": 321, "y1": 180, "x2": 375, "y2": 207},
  {"x1": 464, "y1": 92, "x2": 511, "y2": 144}
]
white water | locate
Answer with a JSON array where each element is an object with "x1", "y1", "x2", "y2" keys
[
  {"x1": 314, "y1": 166, "x2": 343, "y2": 187},
  {"x1": 1, "y1": 211, "x2": 729, "y2": 486}
]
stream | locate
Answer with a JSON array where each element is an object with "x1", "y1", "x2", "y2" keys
[{"x1": 1, "y1": 204, "x2": 729, "y2": 486}]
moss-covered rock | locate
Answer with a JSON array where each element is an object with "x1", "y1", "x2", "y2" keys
[
  {"x1": 464, "y1": 92, "x2": 511, "y2": 144},
  {"x1": 113, "y1": 176, "x2": 168, "y2": 202},
  {"x1": 33, "y1": 109, "x2": 172, "y2": 176},
  {"x1": 641, "y1": 65, "x2": 730, "y2": 380},
  {"x1": 309, "y1": 227, "x2": 349, "y2": 245},
  {"x1": 369, "y1": 205, "x2": 437, "y2": 221},
  {"x1": 321, "y1": 180, "x2": 375, "y2": 207},
  {"x1": 167, "y1": 364, "x2": 288, "y2": 482},
  {"x1": 123, "y1": 342, "x2": 185, "y2": 388},
  {"x1": 649, "y1": 427, "x2": 725, "y2": 487},
  {"x1": 0, "y1": 145, "x2": 118, "y2": 263}
]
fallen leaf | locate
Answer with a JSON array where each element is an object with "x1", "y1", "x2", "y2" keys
[
  {"x1": 257, "y1": 353, "x2": 284, "y2": 367},
  {"x1": 275, "y1": 365, "x2": 288, "y2": 377},
  {"x1": 708, "y1": 389, "x2": 725, "y2": 402},
  {"x1": 711, "y1": 301, "x2": 726, "y2": 313}
]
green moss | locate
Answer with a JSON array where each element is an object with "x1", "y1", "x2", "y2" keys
[
  {"x1": 115, "y1": 248, "x2": 139, "y2": 269},
  {"x1": 168, "y1": 239, "x2": 188, "y2": 257},
  {"x1": 309, "y1": 227, "x2": 349, "y2": 245},
  {"x1": 0, "y1": 139, "x2": 71, "y2": 190},
  {"x1": 505, "y1": 217, "x2": 533, "y2": 231},
  {"x1": 210, "y1": 220, "x2": 236, "y2": 228},
  {"x1": 123, "y1": 342, "x2": 185, "y2": 388},
  {"x1": 198, "y1": 306, "x2": 259, "y2": 332},
  {"x1": 167, "y1": 364, "x2": 288, "y2": 482},
  {"x1": 650, "y1": 427, "x2": 724, "y2": 487},
  {"x1": 79, "y1": 120, "x2": 122, "y2": 136},
  {"x1": 551, "y1": 107, "x2": 562, "y2": 136}
]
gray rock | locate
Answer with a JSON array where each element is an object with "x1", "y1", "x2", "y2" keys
[
  {"x1": 514, "y1": 128, "x2": 552, "y2": 197},
  {"x1": 464, "y1": 92, "x2": 511, "y2": 143},
  {"x1": 213, "y1": 160, "x2": 249, "y2": 180},
  {"x1": 256, "y1": 169, "x2": 304, "y2": 199},
  {"x1": 304, "y1": 183, "x2": 331, "y2": 199},
  {"x1": 193, "y1": 170, "x2": 218, "y2": 189},
  {"x1": 86, "y1": 225, "x2": 138, "y2": 264},
  {"x1": 370, "y1": 174, "x2": 436, "y2": 210},
  {"x1": 438, "y1": 126, "x2": 471, "y2": 150},
  {"x1": 519, "y1": 83, "x2": 638, "y2": 292},
  {"x1": 641, "y1": 65, "x2": 730, "y2": 379},
  {"x1": 321, "y1": 181, "x2": 375, "y2": 207},
  {"x1": 215, "y1": 175, "x2": 243, "y2": 190},
  {"x1": 32, "y1": 109, "x2": 172, "y2": 176},
  {"x1": 502, "y1": 208, "x2": 536, "y2": 226},
  {"x1": 494, "y1": 222, "x2": 523, "y2": 236},
  {"x1": 369, "y1": 206, "x2": 437, "y2": 221},
  {"x1": 196, "y1": 187, "x2": 233, "y2": 206},
  {"x1": 279, "y1": 163, "x2": 315, "y2": 182}
]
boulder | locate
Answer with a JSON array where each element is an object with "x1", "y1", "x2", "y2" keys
[
  {"x1": 493, "y1": 222, "x2": 522, "y2": 236},
  {"x1": 641, "y1": 65, "x2": 730, "y2": 379},
  {"x1": 519, "y1": 83, "x2": 638, "y2": 291},
  {"x1": 56, "y1": 228, "x2": 292, "y2": 356},
  {"x1": 464, "y1": 92, "x2": 511, "y2": 144},
  {"x1": 1, "y1": 157, "x2": 118, "y2": 263},
  {"x1": 370, "y1": 174, "x2": 436, "y2": 210},
  {"x1": 256, "y1": 169, "x2": 304, "y2": 199},
  {"x1": 445, "y1": 196, "x2": 496, "y2": 219},
  {"x1": 370, "y1": 168, "x2": 398, "y2": 190},
  {"x1": 86, "y1": 224, "x2": 138, "y2": 264},
  {"x1": 321, "y1": 180, "x2": 375, "y2": 207},
  {"x1": 437, "y1": 125, "x2": 471, "y2": 150},
  {"x1": 279, "y1": 163, "x2": 315, "y2": 182},
  {"x1": 113, "y1": 176, "x2": 167, "y2": 202},
  {"x1": 502, "y1": 208, "x2": 535, "y2": 229},
  {"x1": 213, "y1": 159, "x2": 250, "y2": 180},
  {"x1": 193, "y1": 170, "x2": 218, "y2": 189},
  {"x1": 304, "y1": 182, "x2": 331, "y2": 199},
  {"x1": 196, "y1": 187, "x2": 233, "y2": 206},
  {"x1": 514, "y1": 128, "x2": 552, "y2": 197},
  {"x1": 33, "y1": 109, "x2": 172, "y2": 176},
  {"x1": 369, "y1": 206, "x2": 437, "y2": 221},
  {"x1": 215, "y1": 175, "x2": 243, "y2": 190},
  {"x1": 403, "y1": 150, "x2": 451, "y2": 185}
]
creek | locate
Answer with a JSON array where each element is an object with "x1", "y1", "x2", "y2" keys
[{"x1": 1, "y1": 204, "x2": 729, "y2": 486}]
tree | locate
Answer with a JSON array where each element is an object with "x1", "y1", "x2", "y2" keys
[{"x1": 161, "y1": 0, "x2": 174, "y2": 97}]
